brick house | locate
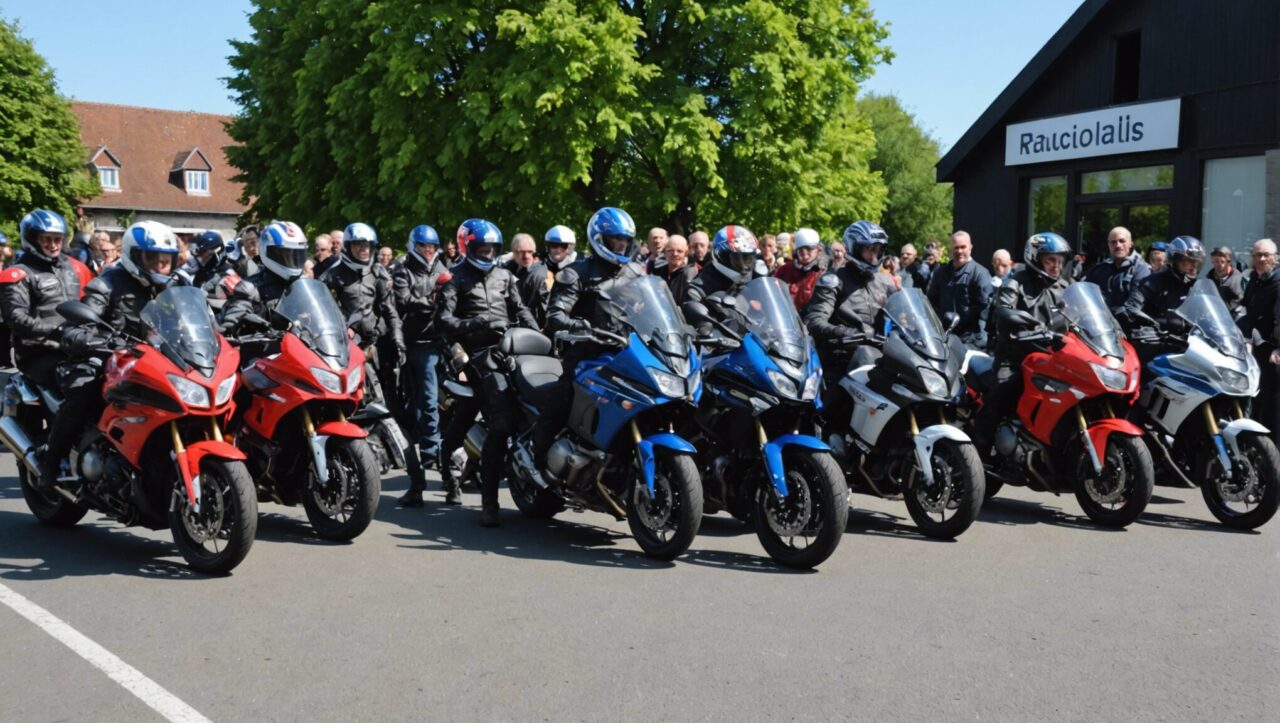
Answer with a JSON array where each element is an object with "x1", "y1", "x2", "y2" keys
[{"x1": 70, "y1": 102, "x2": 248, "y2": 241}]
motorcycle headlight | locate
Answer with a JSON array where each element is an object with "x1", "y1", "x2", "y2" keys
[
  {"x1": 649, "y1": 368, "x2": 685, "y2": 398},
  {"x1": 767, "y1": 369, "x2": 799, "y2": 398},
  {"x1": 346, "y1": 365, "x2": 363, "y2": 394},
  {"x1": 214, "y1": 375, "x2": 236, "y2": 406},
  {"x1": 802, "y1": 370, "x2": 821, "y2": 401},
  {"x1": 918, "y1": 367, "x2": 949, "y2": 398},
  {"x1": 1220, "y1": 368, "x2": 1250, "y2": 394},
  {"x1": 310, "y1": 366, "x2": 343, "y2": 395},
  {"x1": 167, "y1": 373, "x2": 210, "y2": 408},
  {"x1": 1090, "y1": 362, "x2": 1128, "y2": 391}
]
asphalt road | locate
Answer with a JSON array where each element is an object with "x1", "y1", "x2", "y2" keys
[{"x1": 0, "y1": 454, "x2": 1276, "y2": 721}]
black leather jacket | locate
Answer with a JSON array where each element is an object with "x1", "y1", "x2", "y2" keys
[
  {"x1": 0, "y1": 253, "x2": 83, "y2": 359},
  {"x1": 218, "y1": 269, "x2": 293, "y2": 332},
  {"x1": 320, "y1": 260, "x2": 403, "y2": 350},
  {"x1": 392, "y1": 252, "x2": 449, "y2": 344},
  {"x1": 63, "y1": 267, "x2": 181, "y2": 357},
  {"x1": 803, "y1": 264, "x2": 895, "y2": 346},
  {"x1": 992, "y1": 268, "x2": 1071, "y2": 358},
  {"x1": 503, "y1": 259, "x2": 550, "y2": 329},
  {"x1": 686, "y1": 264, "x2": 763, "y2": 304},
  {"x1": 545, "y1": 256, "x2": 646, "y2": 337},
  {"x1": 181, "y1": 258, "x2": 240, "y2": 308},
  {"x1": 1122, "y1": 268, "x2": 1194, "y2": 328},
  {"x1": 436, "y1": 262, "x2": 537, "y2": 353}
]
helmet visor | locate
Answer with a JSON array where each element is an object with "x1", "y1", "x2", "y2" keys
[
  {"x1": 725, "y1": 250, "x2": 757, "y2": 273},
  {"x1": 265, "y1": 245, "x2": 308, "y2": 271}
]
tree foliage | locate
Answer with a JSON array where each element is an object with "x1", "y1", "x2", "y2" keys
[
  {"x1": 857, "y1": 93, "x2": 951, "y2": 248},
  {"x1": 0, "y1": 18, "x2": 98, "y2": 240},
  {"x1": 227, "y1": 0, "x2": 891, "y2": 242}
]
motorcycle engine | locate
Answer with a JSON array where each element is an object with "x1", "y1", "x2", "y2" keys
[{"x1": 994, "y1": 422, "x2": 1019, "y2": 459}]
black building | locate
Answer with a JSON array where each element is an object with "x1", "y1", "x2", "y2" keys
[{"x1": 938, "y1": 0, "x2": 1279, "y2": 266}]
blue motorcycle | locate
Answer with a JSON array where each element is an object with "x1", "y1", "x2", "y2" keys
[
  {"x1": 682, "y1": 277, "x2": 847, "y2": 569},
  {"x1": 494, "y1": 276, "x2": 704, "y2": 560}
]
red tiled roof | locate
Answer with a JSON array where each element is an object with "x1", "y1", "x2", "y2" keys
[{"x1": 70, "y1": 102, "x2": 247, "y2": 215}]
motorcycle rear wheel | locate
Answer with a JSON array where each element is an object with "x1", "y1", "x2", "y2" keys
[
  {"x1": 304, "y1": 437, "x2": 381, "y2": 541},
  {"x1": 1074, "y1": 434, "x2": 1153, "y2": 527},
  {"x1": 903, "y1": 440, "x2": 984, "y2": 539},
  {"x1": 169, "y1": 458, "x2": 257, "y2": 575},
  {"x1": 19, "y1": 465, "x2": 87, "y2": 527},
  {"x1": 755, "y1": 449, "x2": 847, "y2": 569},
  {"x1": 627, "y1": 452, "x2": 702, "y2": 561},
  {"x1": 1200, "y1": 432, "x2": 1280, "y2": 530},
  {"x1": 507, "y1": 463, "x2": 563, "y2": 519}
]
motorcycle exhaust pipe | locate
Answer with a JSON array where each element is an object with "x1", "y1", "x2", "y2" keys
[
  {"x1": 0, "y1": 415, "x2": 41, "y2": 478},
  {"x1": 463, "y1": 423, "x2": 486, "y2": 460}
]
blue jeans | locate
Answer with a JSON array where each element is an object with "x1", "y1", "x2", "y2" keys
[{"x1": 406, "y1": 342, "x2": 442, "y2": 459}]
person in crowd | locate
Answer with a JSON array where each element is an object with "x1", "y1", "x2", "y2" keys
[
  {"x1": 653, "y1": 234, "x2": 697, "y2": 304},
  {"x1": 233, "y1": 224, "x2": 260, "y2": 277},
  {"x1": 644, "y1": 227, "x2": 668, "y2": 271},
  {"x1": 828, "y1": 241, "x2": 847, "y2": 270},
  {"x1": 1122, "y1": 236, "x2": 1205, "y2": 365},
  {"x1": 393, "y1": 225, "x2": 454, "y2": 507},
  {"x1": 899, "y1": 243, "x2": 918, "y2": 287},
  {"x1": 1147, "y1": 241, "x2": 1167, "y2": 274},
  {"x1": 437, "y1": 219, "x2": 539, "y2": 526},
  {"x1": 544, "y1": 225, "x2": 578, "y2": 277},
  {"x1": 776, "y1": 232, "x2": 794, "y2": 263},
  {"x1": 442, "y1": 237, "x2": 462, "y2": 266},
  {"x1": 688, "y1": 230, "x2": 711, "y2": 268},
  {"x1": 313, "y1": 232, "x2": 338, "y2": 277},
  {"x1": 927, "y1": 230, "x2": 992, "y2": 347},
  {"x1": 687, "y1": 225, "x2": 766, "y2": 304},
  {"x1": 1242, "y1": 239, "x2": 1280, "y2": 434},
  {"x1": 503, "y1": 233, "x2": 550, "y2": 328},
  {"x1": 90, "y1": 229, "x2": 116, "y2": 271},
  {"x1": 761, "y1": 234, "x2": 780, "y2": 273},
  {"x1": 1209, "y1": 245, "x2": 1244, "y2": 315},
  {"x1": 42, "y1": 221, "x2": 182, "y2": 488},
  {"x1": 773, "y1": 227, "x2": 826, "y2": 309},
  {"x1": 303, "y1": 258, "x2": 315, "y2": 278},
  {"x1": 881, "y1": 255, "x2": 902, "y2": 290},
  {"x1": 180, "y1": 231, "x2": 239, "y2": 307},
  {"x1": 378, "y1": 246, "x2": 396, "y2": 269},
  {"x1": 1082, "y1": 226, "x2": 1151, "y2": 313},
  {"x1": 971, "y1": 233, "x2": 1074, "y2": 457},
  {"x1": 991, "y1": 249, "x2": 1014, "y2": 288}
]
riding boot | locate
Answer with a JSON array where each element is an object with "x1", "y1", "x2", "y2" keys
[
  {"x1": 34, "y1": 444, "x2": 61, "y2": 491},
  {"x1": 439, "y1": 450, "x2": 462, "y2": 505}
]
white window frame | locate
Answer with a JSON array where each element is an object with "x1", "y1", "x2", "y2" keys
[
  {"x1": 98, "y1": 166, "x2": 119, "y2": 191},
  {"x1": 185, "y1": 170, "x2": 210, "y2": 195}
]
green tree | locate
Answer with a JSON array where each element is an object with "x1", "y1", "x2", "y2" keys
[
  {"x1": 857, "y1": 93, "x2": 951, "y2": 249},
  {"x1": 0, "y1": 18, "x2": 98, "y2": 240},
  {"x1": 226, "y1": 0, "x2": 890, "y2": 241}
]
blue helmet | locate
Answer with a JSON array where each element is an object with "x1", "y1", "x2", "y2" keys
[
  {"x1": 586, "y1": 207, "x2": 637, "y2": 266},
  {"x1": 1167, "y1": 235, "x2": 1205, "y2": 282},
  {"x1": 341, "y1": 222, "x2": 379, "y2": 270},
  {"x1": 19, "y1": 209, "x2": 69, "y2": 262},
  {"x1": 1024, "y1": 232, "x2": 1072, "y2": 279},
  {"x1": 711, "y1": 224, "x2": 760, "y2": 280},
  {"x1": 408, "y1": 224, "x2": 440, "y2": 265},
  {"x1": 192, "y1": 230, "x2": 226, "y2": 269},
  {"x1": 842, "y1": 221, "x2": 889, "y2": 273},
  {"x1": 456, "y1": 218, "x2": 503, "y2": 272}
]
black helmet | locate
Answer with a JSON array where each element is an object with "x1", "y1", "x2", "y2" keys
[
  {"x1": 1024, "y1": 232, "x2": 1071, "y2": 280},
  {"x1": 1166, "y1": 235, "x2": 1205, "y2": 283},
  {"x1": 841, "y1": 221, "x2": 888, "y2": 273}
]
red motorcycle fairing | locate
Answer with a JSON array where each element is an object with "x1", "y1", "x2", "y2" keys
[
  {"x1": 241, "y1": 332, "x2": 365, "y2": 439},
  {"x1": 1085, "y1": 418, "x2": 1144, "y2": 466},
  {"x1": 99, "y1": 336, "x2": 241, "y2": 470},
  {"x1": 1016, "y1": 332, "x2": 1140, "y2": 446},
  {"x1": 315, "y1": 420, "x2": 368, "y2": 439}
]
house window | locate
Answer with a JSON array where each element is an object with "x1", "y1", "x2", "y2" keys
[
  {"x1": 98, "y1": 167, "x2": 119, "y2": 190},
  {"x1": 1080, "y1": 164, "x2": 1173, "y2": 194},
  {"x1": 1027, "y1": 176, "x2": 1067, "y2": 237},
  {"x1": 185, "y1": 170, "x2": 210, "y2": 195},
  {"x1": 1202, "y1": 156, "x2": 1265, "y2": 260}
]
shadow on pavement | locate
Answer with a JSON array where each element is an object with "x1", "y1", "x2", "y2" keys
[
  {"x1": 977, "y1": 496, "x2": 1123, "y2": 532},
  {"x1": 1135, "y1": 510, "x2": 1257, "y2": 534},
  {"x1": 845, "y1": 506, "x2": 954, "y2": 542},
  {"x1": 0, "y1": 508, "x2": 202, "y2": 582}
]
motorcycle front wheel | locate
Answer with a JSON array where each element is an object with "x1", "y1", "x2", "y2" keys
[
  {"x1": 755, "y1": 449, "x2": 848, "y2": 569},
  {"x1": 1200, "y1": 432, "x2": 1280, "y2": 530},
  {"x1": 1073, "y1": 434, "x2": 1153, "y2": 527},
  {"x1": 627, "y1": 452, "x2": 702, "y2": 561},
  {"x1": 304, "y1": 437, "x2": 381, "y2": 541},
  {"x1": 169, "y1": 458, "x2": 257, "y2": 574},
  {"x1": 903, "y1": 440, "x2": 985, "y2": 539}
]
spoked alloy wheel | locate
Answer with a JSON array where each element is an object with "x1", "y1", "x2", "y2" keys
[
  {"x1": 754, "y1": 450, "x2": 848, "y2": 569},
  {"x1": 1074, "y1": 434, "x2": 1153, "y2": 527},
  {"x1": 627, "y1": 453, "x2": 702, "y2": 561},
  {"x1": 304, "y1": 437, "x2": 381, "y2": 541},
  {"x1": 1200, "y1": 433, "x2": 1280, "y2": 530},
  {"x1": 169, "y1": 459, "x2": 257, "y2": 574},
  {"x1": 903, "y1": 440, "x2": 985, "y2": 539}
]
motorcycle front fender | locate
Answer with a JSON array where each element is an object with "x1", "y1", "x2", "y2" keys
[
  {"x1": 180, "y1": 440, "x2": 248, "y2": 508},
  {"x1": 762, "y1": 434, "x2": 830, "y2": 497},
  {"x1": 1221, "y1": 417, "x2": 1270, "y2": 463},
  {"x1": 636, "y1": 433, "x2": 696, "y2": 496},
  {"x1": 315, "y1": 420, "x2": 369, "y2": 439},
  {"x1": 912, "y1": 424, "x2": 971, "y2": 488},
  {"x1": 1084, "y1": 418, "x2": 1144, "y2": 475}
]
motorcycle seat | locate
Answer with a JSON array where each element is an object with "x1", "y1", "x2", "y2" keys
[
  {"x1": 513, "y1": 354, "x2": 564, "y2": 407},
  {"x1": 500, "y1": 328, "x2": 553, "y2": 356},
  {"x1": 964, "y1": 353, "x2": 996, "y2": 395}
]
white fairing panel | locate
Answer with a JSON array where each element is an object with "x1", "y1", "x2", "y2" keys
[{"x1": 840, "y1": 367, "x2": 900, "y2": 447}]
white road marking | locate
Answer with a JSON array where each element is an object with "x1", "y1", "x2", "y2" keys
[{"x1": 0, "y1": 581, "x2": 211, "y2": 723}]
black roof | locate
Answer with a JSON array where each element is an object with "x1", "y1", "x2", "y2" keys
[{"x1": 936, "y1": 0, "x2": 1111, "y2": 182}]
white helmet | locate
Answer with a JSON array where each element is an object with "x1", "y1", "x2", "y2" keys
[
  {"x1": 544, "y1": 224, "x2": 578, "y2": 265},
  {"x1": 793, "y1": 228, "x2": 821, "y2": 250},
  {"x1": 259, "y1": 221, "x2": 309, "y2": 280},
  {"x1": 341, "y1": 222, "x2": 378, "y2": 271},
  {"x1": 120, "y1": 221, "x2": 180, "y2": 287}
]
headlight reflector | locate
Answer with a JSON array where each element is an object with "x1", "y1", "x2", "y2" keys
[
  {"x1": 167, "y1": 374, "x2": 210, "y2": 408},
  {"x1": 1090, "y1": 362, "x2": 1128, "y2": 391},
  {"x1": 767, "y1": 369, "x2": 799, "y2": 398},
  {"x1": 346, "y1": 365, "x2": 363, "y2": 394},
  {"x1": 918, "y1": 368, "x2": 949, "y2": 398},
  {"x1": 214, "y1": 375, "x2": 236, "y2": 406},
  {"x1": 649, "y1": 368, "x2": 685, "y2": 398},
  {"x1": 310, "y1": 367, "x2": 343, "y2": 394}
]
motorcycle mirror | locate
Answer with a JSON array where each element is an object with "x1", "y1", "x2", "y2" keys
[
  {"x1": 682, "y1": 301, "x2": 712, "y2": 323},
  {"x1": 56, "y1": 300, "x2": 107, "y2": 328},
  {"x1": 943, "y1": 312, "x2": 960, "y2": 332}
]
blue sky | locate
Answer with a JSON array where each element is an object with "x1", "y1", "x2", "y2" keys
[{"x1": 2, "y1": 0, "x2": 1082, "y2": 151}]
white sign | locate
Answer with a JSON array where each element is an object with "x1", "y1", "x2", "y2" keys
[{"x1": 1005, "y1": 98, "x2": 1181, "y2": 166}]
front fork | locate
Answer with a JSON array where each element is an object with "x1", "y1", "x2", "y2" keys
[
  {"x1": 171, "y1": 416, "x2": 226, "y2": 512},
  {"x1": 302, "y1": 405, "x2": 339, "y2": 484},
  {"x1": 1205, "y1": 399, "x2": 1251, "y2": 475}
]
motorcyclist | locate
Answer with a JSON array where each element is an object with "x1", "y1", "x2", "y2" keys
[
  {"x1": 180, "y1": 231, "x2": 240, "y2": 310},
  {"x1": 436, "y1": 219, "x2": 538, "y2": 527},
  {"x1": 772, "y1": 227, "x2": 827, "y2": 310},
  {"x1": 970, "y1": 232, "x2": 1075, "y2": 457},
  {"x1": 392, "y1": 224, "x2": 454, "y2": 507},
  {"x1": 0, "y1": 211, "x2": 81, "y2": 397},
  {"x1": 686, "y1": 224, "x2": 766, "y2": 304},
  {"x1": 219, "y1": 220, "x2": 309, "y2": 335},
  {"x1": 803, "y1": 221, "x2": 896, "y2": 378},
  {"x1": 39, "y1": 221, "x2": 184, "y2": 488},
  {"x1": 1121, "y1": 236, "x2": 1205, "y2": 363},
  {"x1": 531, "y1": 207, "x2": 646, "y2": 485},
  {"x1": 543, "y1": 225, "x2": 578, "y2": 277}
]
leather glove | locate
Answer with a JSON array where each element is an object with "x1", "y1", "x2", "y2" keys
[
  {"x1": 486, "y1": 316, "x2": 509, "y2": 332},
  {"x1": 1161, "y1": 314, "x2": 1188, "y2": 334}
]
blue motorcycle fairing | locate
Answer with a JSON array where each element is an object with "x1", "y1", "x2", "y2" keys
[
  {"x1": 705, "y1": 331, "x2": 817, "y2": 410},
  {"x1": 761, "y1": 433, "x2": 830, "y2": 497},
  {"x1": 574, "y1": 332, "x2": 698, "y2": 450},
  {"x1": 636, "y1": 432, "x2": 698, "y2": 496},
  {"x1": 1147, "y1": 355, "x2": 1218, "y2": 397}
]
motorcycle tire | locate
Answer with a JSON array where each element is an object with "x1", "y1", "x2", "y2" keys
[
  {"x1": 754, "y1": 449, "x2": 847, "y2": 569},
  {"x1": 1200, "y1": 432, "x2": 1280, "y2": 530},
  {"x1": 507, "y1": 465, "x2": 563, "y2": 519},
  {"x1": 1074, "y1": 434, "x2": 1153, "y2": 528},
  {"x1": 983, "y1": 478, "x2": 1004, "y2": 501},
  {"x1": 627, "y1": 452, "x2": 703, "y2": 561},
  {"x1": 903, "y1": 440, "x2": 985, "y2": 539},
  {"x1": 19, "y1": 465, "x2": 87, "y2": 527},
  {"x1": 304, "y1": 437, "x2": 381, "y2": 541},
  {"x1": 169, "y1": 458, "x2": 257, "y2": 575}
]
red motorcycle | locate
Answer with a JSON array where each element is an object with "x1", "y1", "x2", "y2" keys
[
  {"x1": 231, "y1": 278, "x2": 380, "y2": 541},
  {"x1": 965, "y1": 282, "x2": 1154, "y2": 526},
  {"x1": 0, "y1": 287, "x2": 257, "y2": 574}
]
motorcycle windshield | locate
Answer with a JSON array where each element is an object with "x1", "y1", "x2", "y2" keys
[
  {"x1": 884, "y1": 288, "x2": 948, "y2": 360},
  {"x1": 737, "y1": 277, "x2": 808, "y2": 363},
  {"x1": 1176, "y1": 278, "x2": 1248, "y2": 361},
  {"x1": 276, "y1": 278, "x2": 350, "y2": 368},
  {"x1": 606, "y1": 276, "x2": 692, "y2": 362},
  {"x1": 140, "y1": 286, "x2": 221, "y2": 374},
  {"x1": 1059, "y1": 282, "x2": 1125, "y2": 358}
]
